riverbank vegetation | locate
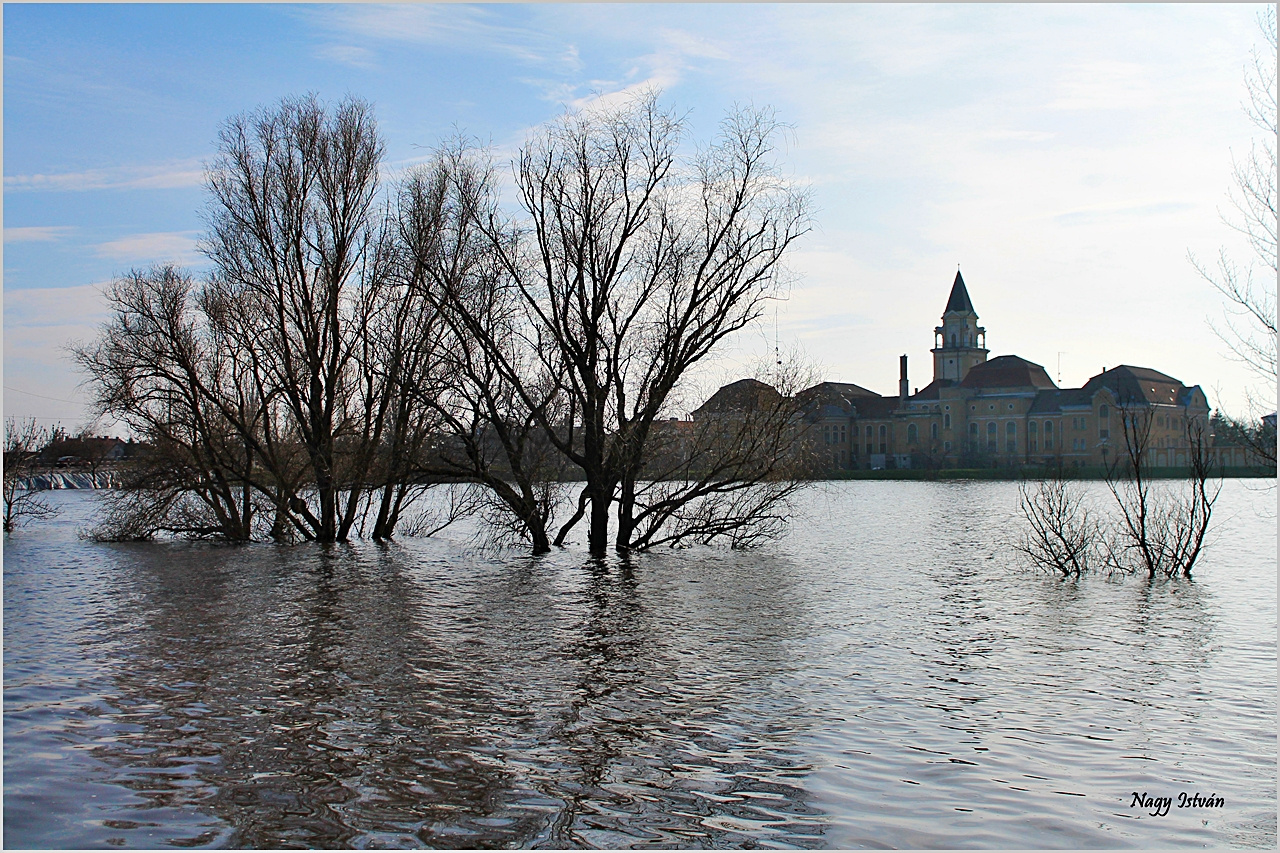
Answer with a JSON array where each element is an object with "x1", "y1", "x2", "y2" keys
[{"x1": 1016, "y1": 404, "x2": 1221, "y2": 579}]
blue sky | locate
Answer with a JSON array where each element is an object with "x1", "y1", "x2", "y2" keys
[{"x1": 4, "y1": 3, "x2": 1270, "y2": 429}]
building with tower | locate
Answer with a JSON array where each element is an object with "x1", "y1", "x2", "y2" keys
[{"x1": 702, "y1": 270, "x2": 1229, "y2": 472}]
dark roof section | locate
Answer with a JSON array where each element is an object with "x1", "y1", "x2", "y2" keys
[
  {"x1": 1028, "y1": 388, "x2": 1095, "y2": 414},
  {"x1": 1081, "y1": 365, "x2": 1187, "y2": 406},
  {"x1": 796, "y1": 381, "x2": 882, "y2": 419},
  {"x1": 851, "y1": 396, "x2": 901, "y2": 419},
  {"x1": 693, "y1": 378, "x2": 782, "y2": 416},
  {"x1": 797, "y1": 381, "x2": 879, "y2": 404},
  {"x1": 944, "y1": 270, "x2": 976, "y2": 315},
  {"x1": 959, "y1": 354, "x2": 1057, "y2": 390},
  {"x1": 909, "y1": 378, "x2": 955, "y2": 400}
]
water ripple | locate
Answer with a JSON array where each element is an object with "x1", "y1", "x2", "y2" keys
[{"x1": 4, "y1": 483, "x2": 1275, "y2": 848}]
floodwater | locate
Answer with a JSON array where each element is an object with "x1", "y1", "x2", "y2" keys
[{"x1": 4, "y1": 480, "x2": 1276, "y2": 848}]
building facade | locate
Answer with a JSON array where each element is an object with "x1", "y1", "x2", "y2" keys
[{"x1": 788, "y1": 271, "x2": 1214, "y2": 471}]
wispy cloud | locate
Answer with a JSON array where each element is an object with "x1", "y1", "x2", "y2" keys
[
  {"x1": 306, "y1": 5, "x2": 581, "y2": 70},
  {"x1": 94, "y1": 231, "x2": 203, "y2": 265},
  {"x1": 314, "y1": 44, "x2": 377, "y2": 70},
  {"x1": 564, "y1": 28, "x2": 730, "y2": 112},
  {"x1": 4, "y1": 282, "x2": 110, "y2": 329},
  {"x1": 4, "y1": 226, "x2": 76, "y2": 243},
  {"x1": 4, "y1": 157, "x2": 206, "y2": 192},
  {"x1": 1053, "y1": 201, "x2": 1198, "y2": 227}
]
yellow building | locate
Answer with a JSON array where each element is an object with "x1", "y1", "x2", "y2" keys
[{"x1": 793, "y1": 271, "x2": 1212, "y2": 471}]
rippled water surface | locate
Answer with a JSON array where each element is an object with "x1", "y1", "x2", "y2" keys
[{"x1": 4, "y1": 481, "x2": 1276, "y2": 848}]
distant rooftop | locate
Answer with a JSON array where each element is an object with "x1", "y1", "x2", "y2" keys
[{"x1": 960, "y1": 354, "x2": 1056, "y2": 390}]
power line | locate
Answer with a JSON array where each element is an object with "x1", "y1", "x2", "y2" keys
[{"x1": 3, "y1": 385, "x2": 82, "y2": 405}]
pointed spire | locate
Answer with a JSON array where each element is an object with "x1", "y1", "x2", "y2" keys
[{"x1": 945, "y1": 269, "x2": 975, "y2": 315}]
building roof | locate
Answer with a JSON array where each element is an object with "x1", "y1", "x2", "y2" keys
[
  {"x1": 1028, "y1": 388, "x2": 1095, "y2": 414},
  {"x1": 944, "y1": 270, "x2": 976, "y2": 315},
  {"x1": 797, "y1": 381, "x2": 879, "y2": 405},
  {"x1": 796, "y1": 381, "x2": 881, "y2": 420},
  {"x1": 694, "y1": 378, "x2": 783, "y2": 416},
  {"x1": 909, "y1": 378, "x2": 956, "y2": 400},
  {"x1": 959, "y1": 354, "x2": 1057, "y2": 390},
  {"x1": 1081, "y1": 365, "x2": 1189, "y2": 406},
  {"x1": 851, "y1": 396, "x2": 901, "y2": 419}
]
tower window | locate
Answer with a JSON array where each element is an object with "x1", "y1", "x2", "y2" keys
[
  {"x1": 944, "y1": 413, "x2": 951, "y2": 429},
  {"x1": 950, "y1": 333, "x2": 957, "y2": 347}
]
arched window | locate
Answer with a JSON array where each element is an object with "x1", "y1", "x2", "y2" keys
[
  {"x1": 866, "y1": 425, "x2": 873, "y2": 438},
  {"x1": 879, "y1": 425, "x2": 887, "y2": 438},
  {"x1": 1006, "y1": 421, "x2": 1017, "y2": 453},
  {"x1": 950, "y1": 333, "x2": 957, "y2": 347},
  {"x1": 970, "y1": 422, "x2": 978, "y2": 436},
  {"x1": 1045, "y1": 420, "x2": 1053, "y2": 434},
  {"x1": 930, "y1": 422, "x2": 938, "y2": 440},
  {"x1": 908, "y1": 423, "x2": 918, "y2": 443},
  {"x1": 1099, "y1": 404, "x2": 1109, "y2": 419},
  {"x1": 987, "y1": 422, "x2": 997, "y2": 435},
  {"x1": 943, "y1": 413, "x2": 951, "y2": 429},
  {"x1": 1029, "y1": 421, "x2": 1038, "y2": 435},
  {"x1": 986, "y1": 421, "x2": 997, "y2": 452},
  {"x1": 1006, "y1": 421, "x2": 1016, "y2": 435}
]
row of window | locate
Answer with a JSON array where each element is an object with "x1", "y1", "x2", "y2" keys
[{"x1": 820, "y1": 410, "x2": 1185, "y2": 452}]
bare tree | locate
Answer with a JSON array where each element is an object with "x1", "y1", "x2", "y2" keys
[
  {"x1": 202, "y1": 94, "x2": 394, "y2": 542},
  {"x1": 624, "y1": 361, "x2": 818, "y2": 549},
  {"x1": 489, "y1": 92, "x2": 811, "y2": 554},
  {"x1": 75, "y1": 266, "x2": 263, "y2": 541},
  {"x1": 1015, "y1": 473, "x2": 1099, "y2": 577},
  {"x1": 1102, "y1": 405, "x2": 1220, "y2": 578},
  {"x1": 397, "y1": 145, "x2": 573, "y2": 553},
  {"x1": 1190, "y1": 8, "x2": 1277, "y2": 464},
  {"x1": 3, "y1": 418, "x2": 58, "y2": 532}
]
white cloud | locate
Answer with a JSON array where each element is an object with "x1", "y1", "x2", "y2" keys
[
  {"x1": 1049, "y1": 60, "x2": 1155, "y2": 111},
  {"x1": 564, "y1": 27, "x2": 731, "y2": 112},
  {"x1": 4, "y1": 226, "x2": 76, "y2": 243},
  {"x1": 4, "y1": 157, "x2": 206, "y2": 192},
  {"x1": 4, "y1": 281, "x2": 111, "y2": 329},
  {"x1": 314, "y1": 44, "x2": 377, "y2": 70},
  {"x1": 3, "y1": 283, "x2": 111, "y2": 427},
  {"x1": 94, "y1": 231, "x2": 202, "y2": 266},
  {"x1": 306, "y1": 5, "x2": 582, "y2": 70}
]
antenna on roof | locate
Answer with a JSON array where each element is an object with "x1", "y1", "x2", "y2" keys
[
  {"x1": 1057, "y1": 351, "x2": 1066, "y2": 386},
  {"x1": 774, "y1": 303, "x2": 782, "y2": 366}
]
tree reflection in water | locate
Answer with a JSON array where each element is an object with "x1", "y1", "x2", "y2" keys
[{"x1": 76, "y1": 539, "x2": 825, "y2": 848}]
